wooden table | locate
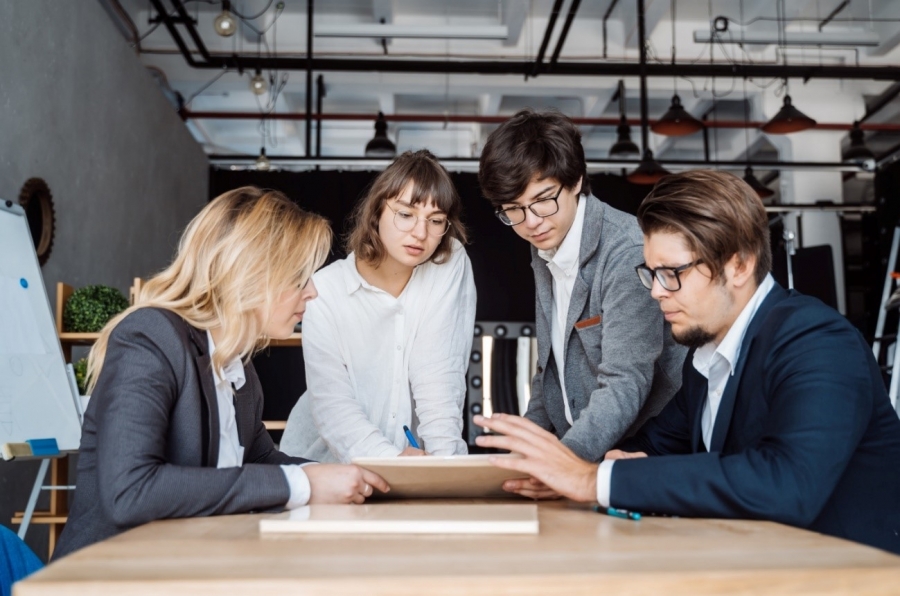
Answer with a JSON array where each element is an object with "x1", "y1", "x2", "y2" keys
[{"x1": 15, "y1": 500, "x2": 900, "y2": 595}]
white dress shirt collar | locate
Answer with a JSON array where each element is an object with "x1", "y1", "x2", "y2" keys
[
  {"x1": 206, "y1": 330, "x2": 246, "y2": 391},
  {"x1": 692, "y1": 274, "x2": 775, "y2": 379},
  {"x1": 537, "y1": 193, "x2": 587, "y2": 273}
]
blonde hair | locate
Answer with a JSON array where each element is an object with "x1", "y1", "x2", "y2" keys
[{"x1": 86, "y1": 187, "x2": 332, "y2": 394}]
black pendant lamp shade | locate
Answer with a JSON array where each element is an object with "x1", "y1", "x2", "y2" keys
[
  {"x1": 609, "y1": 115, "x2": 641, "y2": 158},
  {"x1": 761, "y1": 95, "x2": 817, "y2": 134},
  {"x1": 651, "y1": 95, "x2": 704, "y2": 136},
  {"x1": 364, "y1": 111, "x2": 397, "y2": 158},
  {"x1": 627, "y1": 150, "x2": 670, "y2": 185},
  {"x1": 842, "y1": 122, "x2": 875, "y2": 163},
  {"x1": 743, "y1": 166, "x2": 775, "y2": 199}
]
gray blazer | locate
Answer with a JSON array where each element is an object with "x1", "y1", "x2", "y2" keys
[
  {"x1": 525, "y1": 195, "x2": 687, "y2": 462},
  {"x1": 54, "y1": 308, "x2": 307, "y2": 559}
]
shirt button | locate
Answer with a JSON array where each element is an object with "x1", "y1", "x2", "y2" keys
[
  {"x1": 396, "y1": 345, "x2": 401, "y2": 351},
  {"x1": 392, "y1": 413, "x2": 396, "y2": 418}
]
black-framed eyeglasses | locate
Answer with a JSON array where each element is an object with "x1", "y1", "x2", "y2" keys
[
  {"x1": 494, "y1": 187, "x2": 563, "y2": 226},
  {"x1": 635, "y1": 260, "x2": 702, "y2": 292}
]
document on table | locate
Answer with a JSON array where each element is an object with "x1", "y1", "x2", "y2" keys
[
  {"x1": 260, "y1": 503, "x2": 539, "y2": 535},
  {"x1": 350, "y1": 454, "x2": 529, "y2": 499}
]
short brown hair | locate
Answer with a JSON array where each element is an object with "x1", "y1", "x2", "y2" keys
[
  {"x1": 347, "y1": 149, "x2": 468, "y2": 265},
  {"x1": 478, "y1": 108, "x2": 590, "y2": 209},
  {"x1": 637, "y1": 170, "x2": 772, "y2": 286}
]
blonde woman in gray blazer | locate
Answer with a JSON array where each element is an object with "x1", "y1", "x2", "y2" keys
[
  {"x1": 54, "y1": 188, "x2": 388, "y2": 559},
  {"x1": 478, "y1": 109, "x2": 687, "y2": 478}
]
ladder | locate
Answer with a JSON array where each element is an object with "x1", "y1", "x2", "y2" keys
[{"x1": 872, "y1": 226, "x2": 900, "y2": 412}]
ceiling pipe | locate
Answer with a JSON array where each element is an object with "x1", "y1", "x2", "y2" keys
[
  {"x1": 152, "y1": 1, "x2": 900, "y2": 81},
  {"x1": 530, "y1": 0, "x2": 565, "y2": 78},
  {"x1": 548, "y1": 0, "x2": 583, "y2": 68},
  {"x1": 602, "y1": 0, "x2": 621, "y2": 59},
  {"x1": 181, "y1": 110, "x2": 900, "y2": 131},
  {"x1": 818, "y1": 0, "x2": 850, "y2": 31}
]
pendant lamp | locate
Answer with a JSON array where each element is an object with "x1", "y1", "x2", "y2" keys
[
  {"x1": 742, "y1": 166, "x2": 775, "y2": 199},
  {"x1": 364, "y1": 112, "x2": 396, "y2": 158},
  {"x1": 842, "y1": 122, "x2": 875, "y2": 163},
  {"x1": 627, "y1": 150, "x2": 670, "y2": 185},
  {"x1": 761, "y1": 95, "x2": 816, "y2": 134},
  {"x1": 651, "y1": 95, "x2": 704, "y2": 136},
  {"x1": 609, "y1": 115, "x2": 641, "y2": 158}
]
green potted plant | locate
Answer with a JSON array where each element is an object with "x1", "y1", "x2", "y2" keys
[
  {"x1": 73, "y1": 358, "x2": 89, "y2": 396},
  {"x1": 63, "y1": 285, "x2": 129, "y2": 333}
]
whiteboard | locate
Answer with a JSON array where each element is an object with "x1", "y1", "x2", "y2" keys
[{"x1": 0, "y1": 200, "x2": 81, "y2": 451}]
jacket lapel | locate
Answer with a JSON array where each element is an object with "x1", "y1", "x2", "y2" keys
[
  {"x1": 563, "y1": 196, "x2": 603, "y2": 352},
  {"x1": 708, "y1": 283, "x2": 789, "y2": 452},
  {"x1": 188, "y1": 325, "x2": 220, "y2": 467}
]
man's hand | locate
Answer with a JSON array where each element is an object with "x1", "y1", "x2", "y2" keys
[
  {"x1": 305, "y1": 464, "x2": 390, "y2": 504},
  {"x1": 474, "y1": 414, "x2": 598, "y2": 503},
  {"x1": 399, "y1": 447, "x2": 426, "y2": 456},
  {"x1": 604, "y1": 449, "x2": 648, "y2": 461},
  {"x1": 501, "y1": 477, "x2": 562, "y2": 500}
]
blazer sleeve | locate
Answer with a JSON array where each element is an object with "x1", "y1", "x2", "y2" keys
[
  {"x1": 609, "y1": 310, "x2": 875, "y2": 526},
  {"x1": 408, "y1": 243, "x2": 475, "y2": 455},
  {"x1": 561, "y1": 242, "x2": 667, "y2": 461},
  {"x1": 94, "y1": 309, "x2": 291, "y2": 528}
]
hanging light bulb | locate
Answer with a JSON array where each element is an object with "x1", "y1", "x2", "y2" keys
[
  {"x1": 743, "y1": 166, "x2": 775, "y2": 199},
  {"x1": 364, "y1": 112, "x2": 396, "y2": 158},
  {"x1": 249, "y1": 70, "x2": 268, "y2": 95},
  {"x1": 651, "y1": 94, "x2": 704, "y2": 136},
  {"x1": 627, "y1": 150, "x2": 670, "y2": 185},
  {"x1": 761, "y1": 95, "x2": 817, "y2": 134},
  {"x1": 255, "y1": 147, "x2": 271, "y2": 171},
  {"x1": 214, "y1": 1, "x2": 237, "y2": 37},
  {"x1": 842, "y1": 121, "x2": 875, "y2": 164},
  {"x1": 609, "y1": 115, "x2": 641, "y2": 158}
]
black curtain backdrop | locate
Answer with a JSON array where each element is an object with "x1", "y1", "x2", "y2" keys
[{"x1": 209, "y1": 169, "x2": 655, "y2": 430}]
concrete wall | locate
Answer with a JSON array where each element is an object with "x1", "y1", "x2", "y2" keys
[{"x1": 0, "y1": 0, "x2": 209, "y2": 560}]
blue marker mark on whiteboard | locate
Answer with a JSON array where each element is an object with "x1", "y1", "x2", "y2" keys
[{"x1": 20, "y1": 278, "x2": 28, "y2": 289}]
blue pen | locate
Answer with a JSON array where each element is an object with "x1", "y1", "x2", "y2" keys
[
  {"x1": 402, "y1": 425, "x2": 420, "y2": 449},
  {"x1": 593, "y1": 505, "x2": 642, "y2": 521}
]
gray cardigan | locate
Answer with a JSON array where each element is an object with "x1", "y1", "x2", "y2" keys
[
  {"x1": 54, "y1": 308, "x2": 307, "y2": 559},
  {"x1": 525, "y1": 195, "x2": 687, "y2": 462}
]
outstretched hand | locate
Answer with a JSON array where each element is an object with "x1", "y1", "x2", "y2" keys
[{"x1": 474, "y1": 414, "x2": 598, "y2": 503}]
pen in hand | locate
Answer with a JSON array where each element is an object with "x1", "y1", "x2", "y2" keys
[{"x1": 402, "y1": 425, "x2": 421, "y2": 450}]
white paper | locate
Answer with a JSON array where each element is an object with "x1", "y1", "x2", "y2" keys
[{"x1": 0, "y1": 275, "x2": 46, "y2": 355}]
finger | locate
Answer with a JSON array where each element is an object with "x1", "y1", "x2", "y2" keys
[
  {"x1": 475, "y1": 414, "x2": 558, "y2": 443},
  {"x1": 361, "y1": 469, "x2": 391, "y2": 493},
  {"x1": 363, "y1": 483, "x2": 372, "y2": 496},
  {"x1": 476, "y1": 433, "x2": 553, "y2": 461},
  {"x1": 351, "y1": 492, "x2": 365, "y2": 505}
]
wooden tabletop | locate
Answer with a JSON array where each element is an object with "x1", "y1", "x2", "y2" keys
[{"x1": 16, "y1": 500, "x2": 900, "y2": 595}]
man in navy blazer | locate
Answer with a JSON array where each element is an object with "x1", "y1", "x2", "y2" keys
[{"x1": 476, "y1": 170, "x2": 900, "y2": 554}]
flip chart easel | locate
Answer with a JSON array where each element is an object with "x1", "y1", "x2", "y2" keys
[{"x1": 0, "y1": 200, "x2": 82, "y2": 546}]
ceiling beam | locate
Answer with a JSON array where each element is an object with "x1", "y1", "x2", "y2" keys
[{"x1": 501, "y1": 0, "x2": 526, "y2": 47}]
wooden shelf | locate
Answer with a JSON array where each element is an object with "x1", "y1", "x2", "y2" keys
[
  {"x1": 58, "y1": 332, "x2": 102, "y2": 343},
  {"x1": 12, "y1": 514, "x2": 69, "y2": 525}
]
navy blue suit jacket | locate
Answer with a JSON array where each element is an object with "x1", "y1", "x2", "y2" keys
[{"x1": 613, "y1": 283, "x2": 900, "y2": 554}]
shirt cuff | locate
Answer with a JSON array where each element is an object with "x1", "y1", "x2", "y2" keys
[
  {"x1": 596, "y1": 460, "x2": 615, "y2": 507},
  {"x1": 280, "y1": 463, "x2": 316, "y2": 509}
]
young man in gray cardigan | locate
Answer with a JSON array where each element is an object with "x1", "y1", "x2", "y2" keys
[{"x1": 478, "y1": 108, "x2": 686, "y2": 473}]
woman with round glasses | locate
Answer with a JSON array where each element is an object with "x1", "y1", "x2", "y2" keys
[{"x1": 281, "y1": 149, "x2": 476, "y2": 463}]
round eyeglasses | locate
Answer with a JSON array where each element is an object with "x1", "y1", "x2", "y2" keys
[
  {"x1": 386, "y1": 202, "x2": 451, "y2": 237},
  {"x1": 635, "y1": 261, "x2": 702, "y2": 292},
  {"x1": 494, "y1": 187, "x2": 562, "y2": 226}
]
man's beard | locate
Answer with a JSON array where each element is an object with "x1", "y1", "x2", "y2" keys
[{"x1": 673, "y1": 326, "x2": 716, "y2": 349}]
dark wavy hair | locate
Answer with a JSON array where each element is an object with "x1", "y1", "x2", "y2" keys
[
  {"x1": 478, "y1": 108, "x2": 589, "y2": 208},
  {"x1": 638, "y1": 170, "x2": 772, "y2": 286},
  {"x1": 346, "y1": 149, "x2": 468, "y2": 265}
]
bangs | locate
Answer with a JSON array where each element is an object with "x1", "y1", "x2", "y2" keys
[{"x1": 390, "y1": 161, "x2": 457, "y2": 215}]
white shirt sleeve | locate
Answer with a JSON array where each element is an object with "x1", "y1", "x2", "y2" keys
[
  {"x1": 303, "y1": 297, "x2": 401, "y2": 462},
  {"x1": 596, "y1": 460, "x2": 615, "y2": 507},
  {"x1": 280, "y1": 463, "x2": 316, "y2": 509},
  {"x1": 407, "y1": 244, "x2": 476, "y2": 456}
]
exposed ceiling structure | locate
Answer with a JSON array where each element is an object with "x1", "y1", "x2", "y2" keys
[{"x1": 105, "y1": 0, "x2": 900, "y2": 178}]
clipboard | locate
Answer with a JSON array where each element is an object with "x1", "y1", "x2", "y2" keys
[{"x1": 351, "y1": 454, "x2": 529, "y2": 499}]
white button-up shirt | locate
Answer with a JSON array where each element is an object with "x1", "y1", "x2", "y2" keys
[
  {"x1": 537, "y1": 195, "x2": 587, "y2": 426},
  {"x1": 595, "y1": 274, "x2": 775, "y2": 506},
  {"x1": 280, "y1": 239, "x2": 476, "y2": 463},
  {"x1": 206, "y1": 331, "x2": 311, "y2": 508}
]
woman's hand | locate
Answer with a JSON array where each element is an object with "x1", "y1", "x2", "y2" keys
[
  {"x1": 399, "y1": 447, "x2": 426, "y2": 456},
  {"x1": 305, "y1": 464, "x2": 390, "y2": 504}
]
